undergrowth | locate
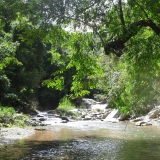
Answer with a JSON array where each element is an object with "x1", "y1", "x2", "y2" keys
[
  {"x1": 58, "y1": 96, "x2": 75, "y2": 111},
  {"x1": 0, "y1": 105, "x2": 29, "y2": 127}
]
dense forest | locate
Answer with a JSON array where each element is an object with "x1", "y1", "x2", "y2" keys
[{"x1": 1, "y1": 0, "x2": 160, "y2": 114}]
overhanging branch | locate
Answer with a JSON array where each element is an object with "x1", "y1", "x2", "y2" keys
[
  {"x1": 118, "y1": 0, "x2": 126, "y2": 33},
  {"x1": 105, "y1": 19, "x2": 160, "y2": 57}
]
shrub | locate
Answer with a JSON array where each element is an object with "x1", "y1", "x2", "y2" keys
[
  {"x1": 0, "y1": 105, "x2": 27, "y2": 127},
  {"x1": 58, "y1": 96, "x2": 75, "y2": 111}
]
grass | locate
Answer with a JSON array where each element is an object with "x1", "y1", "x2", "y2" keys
[
  {"x1": 58, "y1": 96, "x2": 75, "y2": 111},
  {"x1": 55, "y1": 96, "x2": 78, "y2": 117}
]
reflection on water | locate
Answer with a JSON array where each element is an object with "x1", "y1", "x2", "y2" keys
[{"x1": 1, "y1": 121, "x2": 160, "y2": 160}]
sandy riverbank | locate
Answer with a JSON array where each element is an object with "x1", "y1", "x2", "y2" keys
[{"x1": 0, "y1": 127, "x2": 35, "y2": 146}]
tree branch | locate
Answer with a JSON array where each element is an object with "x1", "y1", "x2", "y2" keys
[
  {"x1": 105, "y1": 19, "x2": 160, "y2": 57},
  {"x1": 132, "y1": 0, "x2": 149, "y2": 19},
  {"x1": 63, "y1": 15, "x2": 106, "y2": 46},
  {"x1": 118, "y1": 0, "x2": 126, "y2": 33}
]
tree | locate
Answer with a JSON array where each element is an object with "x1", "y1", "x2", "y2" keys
[
  {"x1": 0, "y1": 0, "x2": 46, "y2": 110},
  {"x1": 40, "y1": 0, "x2": 160, "y2": 56},
  {"x1": 0, "y1": 5, "x2": 22, "y2": 106},
  {"x1": 41, "y1": 0, "x2": 160, "y2": 112},
  {"x1": 1, "y1": 0, "x2": 160, "y2": 113},
  {"x1": 42, "y1": 31, "x2": 103, "y2": 97},
  {"x1": 37, "y1": 0, "x2": 160, "y2": 111}
]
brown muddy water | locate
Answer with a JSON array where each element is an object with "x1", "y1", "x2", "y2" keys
[{"x1": 0, "y1": 121, "x2": 160, "y2": 160}]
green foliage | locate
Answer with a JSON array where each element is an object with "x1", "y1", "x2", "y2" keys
[
  {"x1": 43, "y1": 32, "x2": 103, "y2": 97},
  {"x1": 0, "y1": 105, "x2": 27, "y2": 127},
  {"x1": 96, "y1": 29, "x2": 160, "y2": 113},
  {"x1": 42, "y1": 76, "x2": 64, "y2": 91},
  {"x1": 0, "y1": 106, "x2": 16, "y2": 116},
  {"x1": 58, "y1": 96, "x2": 75, "y2": 111},
  {"x1": 0, "y1": 32, "x2": 21, "y2": 71},
  {"x1": 122, "y1": 30, "x2": 160, "y2": 112},
  {"x1": 1, "y1": 0, "x2": 160, "y2": 113}
]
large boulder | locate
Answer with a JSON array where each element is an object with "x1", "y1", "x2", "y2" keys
[
  {"x1": 146, "y1": 106, "x2": 160, "y2": 119},
  {"x1": 130, "y1": 117, "x2": 145, "y2": 122},
  {"x1": 81, "y1": 98, "x2": 96, "y2": 109},
  {"x1": 83, "y1": 116, "x2": 92, "y2": 120},
  {"x1": 105, "y1": 109, "x2": 120, "y2": 119},
  {"x1": 81, "y1": 98, "x2": 108, "y2": 110},
  {"x1": 135, "y1": 121, "x2": 152, "y2": 126},
  {"x1": 104, "y1": 109, "x2": 120, "y2": 123}
]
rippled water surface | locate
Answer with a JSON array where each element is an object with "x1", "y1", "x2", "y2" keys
[{"x1": 1, "y1": 121, "x2": 160, "y2": 160}]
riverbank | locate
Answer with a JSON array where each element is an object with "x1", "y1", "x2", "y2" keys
[
  {"x1": 1, "y1": 104, "x2": 160, "y2": 147},
  {"x1": 0, "y1": 127, "x2": 35, "y2": 146}
]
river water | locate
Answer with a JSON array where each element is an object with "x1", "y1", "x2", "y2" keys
[{"x1": 0, "y1": 121, "x2": 160, "y2": 160}]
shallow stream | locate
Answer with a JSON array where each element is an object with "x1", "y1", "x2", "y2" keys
[{"x1": 1, "y1": 121, "x2": 160, "y2": 160}]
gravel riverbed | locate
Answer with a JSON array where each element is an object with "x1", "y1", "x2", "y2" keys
[{"x1": 0, "y1": 127, "x2": 35, "y2": 146}]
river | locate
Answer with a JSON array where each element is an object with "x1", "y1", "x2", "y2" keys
[{"x1": 0, "y1": 121, "x2": 160, "y2": 160}]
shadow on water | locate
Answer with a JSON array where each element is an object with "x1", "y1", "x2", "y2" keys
[{"x1": 1, "y1": 121, "x2": 160, "y2": 160}]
